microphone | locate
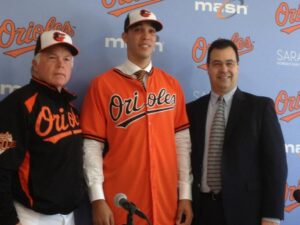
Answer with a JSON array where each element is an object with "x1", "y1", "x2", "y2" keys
[
  {"x1": 114, "y1": 193, "x2": 147, "y2": 219},
  {"x1": 293, "y1": 189, "x2": 300, "y2": 203}
]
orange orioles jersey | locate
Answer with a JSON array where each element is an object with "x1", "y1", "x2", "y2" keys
[{"x1": 80, "y1": 67, "x2": 189, "y2": 225}]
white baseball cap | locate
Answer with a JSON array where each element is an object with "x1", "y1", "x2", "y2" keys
[
  {"x1": 124, "y1": 9, "x2": 163, "y2": 32},
  {"x1": 34, "y1": 30, "x2": 79, "y2": 56}
]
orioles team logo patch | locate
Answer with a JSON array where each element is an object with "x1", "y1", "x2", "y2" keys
[
  {"x1": 53, "y1": 32, "x2": 66, "y2": 42},
  {"x1": 0, "y1": 132, "x2": 16, "y2": 154},
  {"x1": 140, "y1": 9, "x2": 151, "y2": 17}
]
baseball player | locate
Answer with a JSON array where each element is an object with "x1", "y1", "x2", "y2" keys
[
  {"x1": 80, "y1": 9, "x2": 193, "y2": 225},
  {"x1": 0, "y1": 30, "x2": 85, "y2": 225}
]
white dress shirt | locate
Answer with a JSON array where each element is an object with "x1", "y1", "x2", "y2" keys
[{"x1": 201, "y1": 87, "x2": 236, "y2": 193}]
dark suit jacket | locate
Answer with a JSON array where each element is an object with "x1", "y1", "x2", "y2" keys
[{"x1": 187, "y1": 88, "x2": 287, "y2": 225}]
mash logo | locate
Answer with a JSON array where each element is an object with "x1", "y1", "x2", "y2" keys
[
  {"x1": 275, "y1": 90, "x2": 300, "y2": 122},
  {"x1": 102, "y1": 0, "x2": 162, "y2": 17},
  {"x1": 285, "y1": 182, "x2": 300, "y2": 212},
  {"x1": 0, "y1": 132, "x2": 16, "y2": 154},
  {"x1": 195, "y1": 0, "x2": 248, "y2": 19},
  {"x1": 0, "y1": 17, "x2": 75, "y2": 58},
  {"x1": 285, "y1": 144, "x2": 300, "y2": 158},
  {"x1": 275, "y1": 2, "x2": 300, "y2": 34},
  {"x1": 0, "y1": 83, "x2": 21, "y2": 96},
  {"x1": 192, "y1": 32, "x2": 254, "y2": 70}
]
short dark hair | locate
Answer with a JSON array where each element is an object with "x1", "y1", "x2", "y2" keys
[
  {"x1": 206, "y1": 39, "x2": 239, "y2": 64},
  {"x1": 124, "y1": 15, "x2": 130, "y2": 32}
]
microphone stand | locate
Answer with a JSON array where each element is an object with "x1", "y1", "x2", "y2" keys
[
  {"x1": 124, "y1": 202, "x2": 136, "y2": 225},
  {"x1": 122, "y1": 202, "x2": 152, "y2": 225}
]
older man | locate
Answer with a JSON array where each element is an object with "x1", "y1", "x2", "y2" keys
[{"x1": 0, "y1": 30, "x2": 84, "y2": 225}]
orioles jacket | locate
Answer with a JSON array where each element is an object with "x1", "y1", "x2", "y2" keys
[{"x1": 0, "y1": 78, "x2": 85, "y2": 225}]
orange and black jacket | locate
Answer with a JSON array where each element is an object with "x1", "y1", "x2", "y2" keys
[{"x1": 0, "y1": 78, "x2": 85, "y2": 225}]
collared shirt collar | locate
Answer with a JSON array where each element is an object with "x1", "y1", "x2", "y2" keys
[
  {"x1": 210, "y1": 86, "x2": 237, "y2": 106},
  {"x1": 115, "y1": 59, "x2": 152, "y2": 76}
]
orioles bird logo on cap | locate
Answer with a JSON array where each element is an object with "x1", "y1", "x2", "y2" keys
[
  {"x1": 53, "y1": 32, "x2": 65, "y2": 42},
  {"x1": 140, "y1": 9, "x2": 151, "y2": 17}
]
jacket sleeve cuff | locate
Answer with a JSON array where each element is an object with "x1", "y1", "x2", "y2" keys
[{"x1": 0, "y1": 209, "x2": 19, "y2": 225}]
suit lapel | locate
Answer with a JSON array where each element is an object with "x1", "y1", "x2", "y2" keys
[
  {"x1": 224, "y1": 88, "x2": 245, "y2": 145},
  {"x1": 196, "y1": 94, "x2": 210, "y2": 161},
  {"x1": 189, "y1": 94, "x2": 210, "y2": 172}
]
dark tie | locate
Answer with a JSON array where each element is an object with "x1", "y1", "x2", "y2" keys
[
  {"x1": 134, "y1": 70, "x2": 147, "y2": 88},
  {"x1": 207, "y1": 96, "x2": 225, "y2": 193}
]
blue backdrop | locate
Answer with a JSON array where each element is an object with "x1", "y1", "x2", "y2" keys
[{"x1": 1, "y1": 0, "x2": 300, "y2": 224}]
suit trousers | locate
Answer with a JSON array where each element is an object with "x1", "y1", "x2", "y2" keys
[{"x1": 193, "y1": 192, "x2": 227, "y2": 225}]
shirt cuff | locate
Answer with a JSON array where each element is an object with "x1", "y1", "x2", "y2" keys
[
  {"x1": 88, "y1": 183, "x2": 105, "y2": 202},
  {"x1": 262, "y1": 217, "x2": 280, "y2": 224},
  {"x1": 178, "y1": 182, "x2": 192, "y2": 200}
]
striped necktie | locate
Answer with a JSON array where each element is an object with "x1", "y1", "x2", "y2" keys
[
  {"x1": 207, "y1": 96, "x2": 225, "y2": 193},
  {"x1": 134, "y1": 70, "x2": 147, "y2": 88}
]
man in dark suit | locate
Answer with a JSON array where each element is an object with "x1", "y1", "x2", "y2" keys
[{"x1": 187, "y1": 39, "x2": 287, "y2": 225}]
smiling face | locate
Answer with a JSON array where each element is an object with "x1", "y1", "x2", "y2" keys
[
  {"x1": 32, "y1": 45, "x2": 73, "y2": 91},
  {"x1": 207, "y1": 47, "x2": 239, "y2": 96},
  {"x1": 122, "y1": 21, "x2": 157, "y2": 68}
]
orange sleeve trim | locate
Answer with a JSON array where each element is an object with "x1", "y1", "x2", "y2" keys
[
  {"x1": 24, "y1": 93, "x2": 38, "y2": 113},
  {"x1": 175, "y1": 123, "x2": 190, "y2": 133},
  {"x1": 18, "y1": 151, "x2": 34, "y2": 207},
  {"x1": 82, "y1": 134, "x2": 106, "y2": 143}
]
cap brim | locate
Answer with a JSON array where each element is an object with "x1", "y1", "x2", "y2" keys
[
  {"x1": 127, "y1": 20, "x2": 163, "y2": 32},
  {"x1": 39, "y1": 43, "x2": 79, "y2": 56}
]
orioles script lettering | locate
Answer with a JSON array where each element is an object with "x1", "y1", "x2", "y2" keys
[
  {"x1": 0, "y1": 17, "x2": 74, "y2": 57},
  {"x1": 110, "y1": 89, "x2": 176, "y2": 122},
  {"x1": 35, "y1": 106, "x2": 80, "y2": 143}
]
